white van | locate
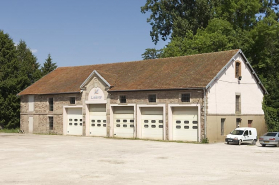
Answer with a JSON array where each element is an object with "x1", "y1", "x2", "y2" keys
[{"x1": 225, "y1": 127, "x2": 257, "y2": 145}]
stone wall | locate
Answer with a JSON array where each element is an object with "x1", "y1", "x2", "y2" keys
[
  {"x1": 110, "y1": 90, "x2": 205, "y2": 140},
  {"x1": 20, "y1": 93, "x2": 82, "y2": 134},
  {"x1": 20, "y1": 89, "x2": 206, "y2": 141}
]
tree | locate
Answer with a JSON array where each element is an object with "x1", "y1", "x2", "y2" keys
[
  {"x1": 0, "y1": 32, "x2": 42, "y2": 129},
  {"x1": 141, "y1": 0, "x2": 217, "y2": 44},
  {"x1": 16, "y1": 40, "x2": 41, "y2": 90},
  {"x1": 141, "y1": 0, "x2": 262, "y2": 44},
  {"x1": 0, "y1": 30, "x2": 19, "y2": 129},
  {"x1": 41, "y1": 54, "x2": 57, "y2": 76},
  {"x1": 142, "y1": 48, "x2": 163, "y2": 60},
  {"x1": 141, "y1": 0, "x2": 279, "y2": 131}
]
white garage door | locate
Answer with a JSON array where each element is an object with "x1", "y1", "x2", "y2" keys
[
  {"x1": 141, "y1": 107, "x2": 163, "y2": 140},
  {"x1": 172, "y1": 107, "x2": 198, "y2": 141},
  {"x1": 113, "y1": 106, "x2": 134, "y2": 138},
  {"x1": 67, "y1": 108, "x2": 83, "y2": 135},
  {"x1": 89, "y1": 104, "x2": 107, "y2": 137}
]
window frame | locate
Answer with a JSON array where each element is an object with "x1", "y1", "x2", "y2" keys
[
  {"x1": 221, "y1": 118, "x2": 225, "y2": 136},
  {"x1": 119, "y1": 95, "x2": 126, "y2": 103},
  {"x1": 248, "y1": 120, "x2": 253, "y2": 127},
  {"x1": 181, "y1": 93, "x2": 191, "y2": 102},
  {"x1": 69, "y1": 97, "x2": 76, "y2": 104},
  {"x1": 49, "y1": 116, "x2": 53, "y2": 130},
  {"x1": 148, "y1": 94, "x2": 156, "y2": 103},
  {"x1": 48, "y1": 98, "x2": 53, "y2": 111},
  {"x1": 235, "y1": 61, "x2": 241, "y2": 78},
  {"x1": 235, "y1": 94, "x2": 241, "y2": 113}
]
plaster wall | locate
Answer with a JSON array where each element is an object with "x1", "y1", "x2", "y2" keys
[
  {"x1": 207, "y1": 53, "x2": 264, "y2": 115},
  {"x1": 207, "y1": 115, "x2": 266, "y2": 143}
]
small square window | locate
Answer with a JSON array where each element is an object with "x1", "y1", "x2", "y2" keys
[
  {"x1": 120, "y1": 95, "x2": 126, "y2": 103},
  {"x1": 148, "y1": 94, "x2": 156, "y2": 103},
  {"x1": 70, "y1": 97, "x2": 75, "y2": 104},
  {"x1": 181, "y1": 93, "x2": 190, "y2": 102}
]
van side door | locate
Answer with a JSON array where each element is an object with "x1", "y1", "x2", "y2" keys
[{"x1": 243, "y1": 130, "x2": 249, "y2": 143}]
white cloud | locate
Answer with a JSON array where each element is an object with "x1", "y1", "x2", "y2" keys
[{"x1": 31, "y1": 49, "x2": 38, "y2": 53}]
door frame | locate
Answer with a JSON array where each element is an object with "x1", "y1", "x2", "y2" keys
[
  {"x1": 168, "y1": 104, "x2": 201, "y2": 142},
  {"x1": 110, "y1": 104, "x2": 136, "y2": 138},
  {"x1": 137, "y1": 104, "x2": 166, "y2": 140},
  {"x1": 63, "y1": 106, "x2": 83, "y2": 135},
  {"x1": 28, "y1": 116, "x2": 33, "y2": 133}
]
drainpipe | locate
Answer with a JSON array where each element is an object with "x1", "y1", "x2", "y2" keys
[{"x1": 203, "y1": 88, "x2": 207, "y2": 139}]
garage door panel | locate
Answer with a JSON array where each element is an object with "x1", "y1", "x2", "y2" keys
[
  {"x1": 67, "y1": 108, "x2": 83, "y2": 135},
  {"x1": 141, "y1": 110, "x2": 164, "y2": 140},
  {"x1": 90, "y1": 115, "x2": 107, "y2": 136},
  {"x1": 172, "y1": 107, "x2": 198, "y2": 141},
  {"x1": 114, "y1": 113, "x2": 134, "y2": 138},
  {"x1": 89, "y1": 104, "x2": 107, "y2": 137}
]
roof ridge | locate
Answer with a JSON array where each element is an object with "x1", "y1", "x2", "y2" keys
[{"x1": 57, "y1": 49, "x2": 240, "y2": 69}]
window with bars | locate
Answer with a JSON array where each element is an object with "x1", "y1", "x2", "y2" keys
[
  {"x1": 49, "y1": 98, "x2": 53, "y2": 111},
  {"x1": 181, "y1": 93, "x2": 190, "y2": 102},
  {"x1": 119, "y1": 95, "x2": 126, "y2": 103},
  {"x1": 49, "y1": 117, "x2": 53, "y2": 130},
  {"x1": 70, "y1": 97, "x2": 75, "y2": 104},
  {"x1": 148, "y1": 94, "x2": 156, "y2": 103}
]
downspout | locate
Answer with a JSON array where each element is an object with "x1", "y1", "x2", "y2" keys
[{"x1": 203, "y1": 88, "x2": 207, "y2": 139}]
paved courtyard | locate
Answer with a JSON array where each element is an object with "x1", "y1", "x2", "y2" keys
[{"x1": 0, "y1": 133, "x2": 278, "y2": 185}]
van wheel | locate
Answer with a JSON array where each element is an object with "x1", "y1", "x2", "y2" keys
[
  {"x1": 261, "y1": 144, "x2": 266, "y2": 147},
  {"x1": 252, "y1": 140, "x2": 256, "y2": 145},
  {"x1": 238, "y1": 140, "x2": 242, "y2": 145}
]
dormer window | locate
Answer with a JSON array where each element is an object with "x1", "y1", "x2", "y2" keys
[{"x1": 235, "y1": 61, "x2": 241, "y2": 78}]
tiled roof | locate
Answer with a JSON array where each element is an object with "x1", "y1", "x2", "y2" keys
[{"x1": 18, "y1": 49, "x2": 239, "y2": 95}]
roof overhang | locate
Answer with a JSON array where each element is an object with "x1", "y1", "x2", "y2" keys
[
  {"x1": 205, "y1": 49, "x2": 268, "y2": 95},
  {"x1": 80, "y1": 70, "x2": 111, "y2": 89}
]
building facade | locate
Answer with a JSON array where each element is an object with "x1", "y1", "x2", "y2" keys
[{"x1": 19, "y1": 49, "x2": 267, "y2": 142}]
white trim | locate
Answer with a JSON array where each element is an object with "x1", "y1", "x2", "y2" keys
[
  {"x1": 110, "y1": 104, "x2": 136, "y2": 138},
  {"x1": 63, "y1": 106, "x2": 83, "y2": 135},
  {"x1": 168, "y1": 104, "x2": 201, "y2": 142},
  {"x1": 137, "y1": 104, "x2": 166, "y2": 140},
  {"x1": 85, "y1": 100, "x2": 107, "y2": 104},
  {"x1": 80, "y1": 70, "x2": 110, "y2": 89}
]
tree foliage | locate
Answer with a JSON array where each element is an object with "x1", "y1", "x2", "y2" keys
[
  {"x1": 141, "y1": 0, "x2": 263, "y2": 44},
  {"x1": 142, "y1": 48, "x2": 163, "y2": 60},
  {"x1": 41, "y1": 54, "x2": 57, "y2": 76},
  {"x1": 142, "y1": 0, "x2": 279, "y2": 131},
  {"x1": 0, "y1": 31, "x2": 19, "y2": 129}
]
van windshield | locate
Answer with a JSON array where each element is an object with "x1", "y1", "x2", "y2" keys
[{"x1": 231, "y1": 130, "x2": 244, "y2": 135}]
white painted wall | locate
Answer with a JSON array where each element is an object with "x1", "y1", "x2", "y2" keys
[{"x1": 207, "y1": 53, "x2": 264, "y2": 115}]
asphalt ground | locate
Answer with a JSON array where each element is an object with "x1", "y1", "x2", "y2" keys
[{"x1": 0, "y1": 133, "x2": 278, "y2": 185}]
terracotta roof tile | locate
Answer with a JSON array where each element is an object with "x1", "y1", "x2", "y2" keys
[{"x1": 18, "y1": 49, "x2": 239, "y2": 95}]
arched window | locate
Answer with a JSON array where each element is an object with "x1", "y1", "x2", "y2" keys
[{"x1": 235, "y1": 61, "x2": 241, "y2": 78}]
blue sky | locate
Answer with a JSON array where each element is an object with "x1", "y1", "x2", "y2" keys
[{"x1": 0, "y1": 0, "x2": 167, "y2": 67}]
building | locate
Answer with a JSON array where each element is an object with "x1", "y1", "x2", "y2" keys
[{"x1": 18, "y1": 49, "x2": 268, "y2": 142}]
